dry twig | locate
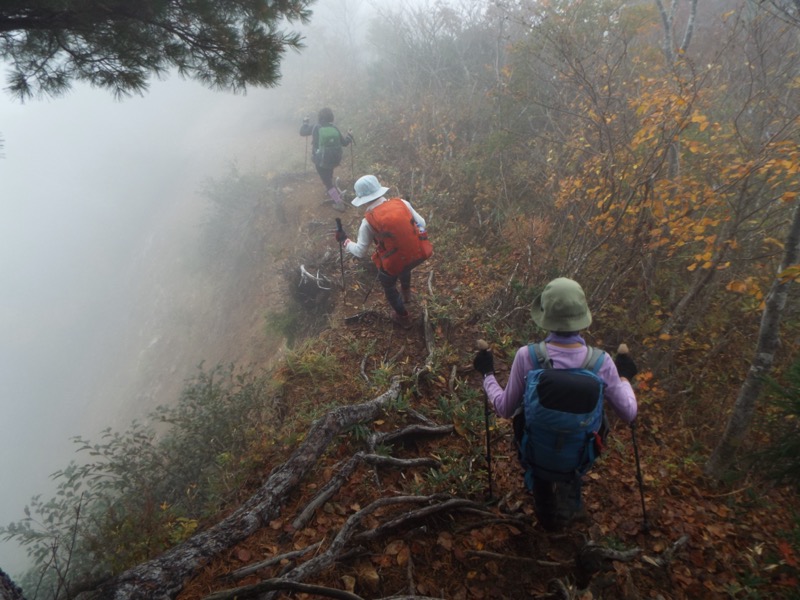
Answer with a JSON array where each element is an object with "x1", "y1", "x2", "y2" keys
[{"x1": 229, "y1": 541, "x2": 323, "y2": 580}]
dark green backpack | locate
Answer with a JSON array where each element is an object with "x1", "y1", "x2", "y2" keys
[{"x1": 316, "y1": 125, "x2": 343, "y2": 169}]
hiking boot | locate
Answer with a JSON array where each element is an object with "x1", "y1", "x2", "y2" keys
[
  {"x1": 390, "y1": 310, "x2": 414, "y2": 329},
  {"x1": 401, "y1": 287, "x2": 416, "y2": 304},
  {"x1": 572, "y1": 506, "x2": 590, "y2": 521},
  {"x1": 328, "y1": 186, "x2": 343, "y2": 202}
]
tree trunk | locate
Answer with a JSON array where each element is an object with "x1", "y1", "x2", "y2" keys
[
  {"x1": 706, "y1": 203, "x2": 800, "y2": 478},
  {"x1": 75, "y1": 381, "x2": 402, "y2": 600}
]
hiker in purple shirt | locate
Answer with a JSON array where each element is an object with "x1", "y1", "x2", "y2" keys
[{"x1": 473, "y1": 277, "x2": 638, "y2": 530}]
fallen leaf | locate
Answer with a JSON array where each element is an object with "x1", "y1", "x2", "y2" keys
[
  {"x1": 236, "y1": 548, "x2": 252, "y2": 562},
  {"x1": 437, "y1": 532, "x2": 453, "y2": 550},
  {"x1": 778, "y1": 540, "x2": 798, "y2": 567},
  {"x1": 713, "y1": 505, "x2": 731, "y2": 518},
  {"x1": 356, "y1": 562, "x2": 381, "y2": 590},
  {"x1": 341, "y1": 575, "x2": 356, "y2": 592},
  {"x1": 385, "y1": 539, "x2": 405, "y2": 555}
]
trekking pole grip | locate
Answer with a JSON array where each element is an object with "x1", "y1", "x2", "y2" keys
[{"x1": 336, "y1": 218, "x2": 343, "y2": 232}]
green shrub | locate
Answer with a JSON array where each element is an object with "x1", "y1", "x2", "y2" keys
[{"x1": 1, "y1": 364, "x2": 276, "y2": 599}]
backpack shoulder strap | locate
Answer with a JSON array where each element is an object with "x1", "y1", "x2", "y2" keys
[
  {"x1": 527, "y1": 341, "x2": 551, "y2": 369},
  {"x1": 581, "y1": 346, "x2": 605, "y2": 373}
]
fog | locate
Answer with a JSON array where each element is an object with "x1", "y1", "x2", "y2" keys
[
  {"x1": 0, "y1": 0, "x2": 372, "y2": 577},
  {"x1": 0, "y1": 76, "x2": 287, "y2": 574}
]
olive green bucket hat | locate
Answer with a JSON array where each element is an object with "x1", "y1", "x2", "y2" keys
[{"x1": 531, "y1": 277, "x2": 592, "y2": 332}]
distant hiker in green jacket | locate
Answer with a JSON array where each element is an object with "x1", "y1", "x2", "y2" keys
[{"x1": 300, "y1": 107, "x2": 354, "y2": 213}]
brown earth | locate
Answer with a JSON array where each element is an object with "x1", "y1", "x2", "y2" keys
[{"x1": 169, "y1": 176, "x2": 799, "y2": 599}]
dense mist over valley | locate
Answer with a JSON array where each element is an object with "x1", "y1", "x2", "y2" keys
[{"x1": 0, "y1": 79, "x2": 274, "y2": 574}]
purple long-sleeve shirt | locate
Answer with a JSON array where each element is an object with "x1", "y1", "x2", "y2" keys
[{"x1": 483, "y1": 333, "x2": 638, "y2": 423}]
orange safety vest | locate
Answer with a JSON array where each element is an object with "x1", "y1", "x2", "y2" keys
[{"x1": 364, "y1": 198, "x2": 433, "y2": 276}]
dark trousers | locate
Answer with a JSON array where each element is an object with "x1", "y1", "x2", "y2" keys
[
  {"x1": 315, "y1": 163, "x2": 335, "y2": 189},
  {"x1": 513, "y1": 414, "x2": 583, "y2": 530},
  {"x1": 531, "y1": 477, "x2": 583, "y2": 531},
  {"x1": 379, "y1": 268, "x2": 413, "y2": 315}
]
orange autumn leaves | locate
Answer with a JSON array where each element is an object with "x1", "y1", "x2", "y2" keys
[{"x1": 549, "y1": 68, "x2": 800, "y2": 310}]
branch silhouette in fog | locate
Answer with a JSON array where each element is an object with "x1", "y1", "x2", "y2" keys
[{"x1": 0, "y1": 0, "x2": 313, "y2": 100}]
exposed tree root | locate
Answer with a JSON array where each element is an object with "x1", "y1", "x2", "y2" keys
[
  {"x1": 292, "y1": 453, "x2": 441, "y2": 531},
  {"x1": 369, "y1": 423, "x2": 454, "y2": 450},
  {"x1": 203, "y1": 578, "x2": 446, "y2": 600},
  {"x1": 467, "y1": 550, "x2": 568, "y2": 568},
  {"x1": 228, "y1": 541, "x2": 323, "y2": 580},
  {"x1": 75, "y1": 380, "x2": 403, "y2": 600},
  {"x1": 202, "y1": 494, "x2": 488, "y2": 600}
]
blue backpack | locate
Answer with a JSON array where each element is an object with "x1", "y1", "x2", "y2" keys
[{"x1": 520, "y1": 342, "x2": 606, "y2": 491}]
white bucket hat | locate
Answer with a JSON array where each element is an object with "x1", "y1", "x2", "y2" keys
[{"x1": 352, "y1": 175, "x2": 389, "y2": 207}]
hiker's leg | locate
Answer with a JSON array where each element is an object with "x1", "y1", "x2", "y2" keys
[
  {"x1": 315, "y1": 164, "x2": 334, "y2": 190},
  {"x1": 553, "y1": 478, "x2": 583, "y2": 524},
  {"x1": 399, "y1": 266, "x2": 414, "y2": 303},
  {"x1": 399, "y1": 267, "x2": 412, "y2": 290},
  {"x1": 378, "y1": 269, "x2": 406, "y2": 315},
  {"x1": 532, "y1": 475, "x2": 559, "y2": 531}
]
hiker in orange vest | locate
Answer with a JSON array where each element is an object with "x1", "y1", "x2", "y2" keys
[{"x1": 335, "y1": 175, "x2": 433, "y2": 328}]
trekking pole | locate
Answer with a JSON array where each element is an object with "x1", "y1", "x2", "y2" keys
[
  {"x1": 335, "y1": 218, "x2": 345, "y2": 291},
  {"x1": 362, "y1": 271, "x2": 379, "y2": 304},
  {"x1": 348, "y1": 129, "x2": 355, "y2": 181},
  {"x1": 630, "y1": 421, "x2": 650, "y2": 533},
  {"x1": 303, "y1": 118, "x2": 309, "y2": 173},
  {"x1": 477, "y1": 339, "x2": 494, "y2": 500}
]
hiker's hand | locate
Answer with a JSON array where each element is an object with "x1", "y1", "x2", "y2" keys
[
  {"x1": 303, "y1": 116, "x2": 309, "y2": 124},
  {"x1": 473, "y1": 350, "x2": 494, "y2": 376},
  {"x1": 615, "y1": 353, "x2": 638, "y2": 381},
  {"x1": 335, "y1": 229, "x2": 348, "y2": 244}
]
